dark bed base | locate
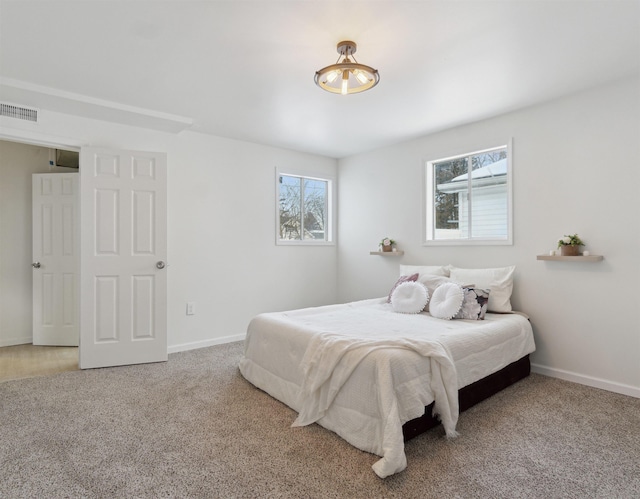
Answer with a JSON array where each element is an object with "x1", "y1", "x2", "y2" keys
[{"x1": 402, "y1": 354, "x2": 531, "y2": 442}]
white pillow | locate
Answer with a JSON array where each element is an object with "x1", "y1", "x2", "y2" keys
[
  {"x1": 448, "y1": 266, "x2": 515, "y2": 313},
  {"x1": 390, "y1": 281, "x2": 429, "y2": 314},
  {"x1": 416, "y1": 275, "x2": 473, "y2": 312},
  {"x1": 418, "y1": 274, "x2": 457, "y2": 297},
  {"x1": 429, "y1": 282, "x2": 465, "y2": 320},
  {"x1": 400, "y1": 264, "x2": 449, "y2": 278}
]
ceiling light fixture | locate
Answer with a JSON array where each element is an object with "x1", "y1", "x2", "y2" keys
[{"x1": 315, "y1": 41, "x2": 380, "y2": 95}]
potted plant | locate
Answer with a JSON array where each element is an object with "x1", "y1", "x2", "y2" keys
[
  {"x1": 380, "y1": 237, "x2": 395, "y2": 252},
  {"x1": 557, "y1": 233, "x2": 584, "y2": 256}
]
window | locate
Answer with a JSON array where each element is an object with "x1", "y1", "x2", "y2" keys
[
  {"x1": 424, "y1": 143, "x2": 512, "y2": 245},
  {"x1": 276, "y1": 169, "x2": 335, "y2": 245}
]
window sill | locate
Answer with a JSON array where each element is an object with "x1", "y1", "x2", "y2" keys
[
  {"x1": 277, "y1": 241, "x2": 335, "y2": 246},
  {"x1": 370, "y1": 251, "x2": 404, "y2": 256}
]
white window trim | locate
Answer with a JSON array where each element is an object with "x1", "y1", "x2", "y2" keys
[
  {"x1": 423, "y1": 139, "x2": 513, "y2": 246},
  {"x1": 275, "y1": 166, "x2": 336, "y2": 246}
]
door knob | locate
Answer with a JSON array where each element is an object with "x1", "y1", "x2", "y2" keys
[
  {"x1": 32, "y1": 262, "x2": 41, "y2": 269},
  {"x1": 156, "y1": 261, "x2": 166, "y2": 269}
]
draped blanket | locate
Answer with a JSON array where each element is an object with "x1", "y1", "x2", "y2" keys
[{"x1": 291, "y1": 334, "x2": 459, "y2": 477}]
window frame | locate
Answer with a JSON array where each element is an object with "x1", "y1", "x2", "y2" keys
[
  {"x1": 275, "y1": 167, "x2": 336, "y2": 246},
  {"x1": 423, "y1": 140, "x2": 513, "y2": 246}
]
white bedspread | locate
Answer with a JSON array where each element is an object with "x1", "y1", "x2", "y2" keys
[{"x1": 239, "y1": 298, "x2": 535, "y2": 478}]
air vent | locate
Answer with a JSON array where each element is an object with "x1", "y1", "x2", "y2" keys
[
  {"x1": 0, "y1": 102, "x2": 39, "y2": 122},
  {"x1": 55, "y1": 149, "x2": 79, "y2": 169}
]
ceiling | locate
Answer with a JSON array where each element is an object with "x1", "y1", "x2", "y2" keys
[{"x1": 1, "y1": 1, "x2": 638, "y2": 158}]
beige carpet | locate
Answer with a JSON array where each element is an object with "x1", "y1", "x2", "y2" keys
[{"x1": 1, "y1": 341, "x2": 638, "y2": 498}]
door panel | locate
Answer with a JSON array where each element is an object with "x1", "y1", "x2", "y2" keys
[
  {"x1": 80, "y1": 147, "x2": 167, "y2": 369},
  {"x1": 32, "y1": 173, "x2": 79, "y2": 346}
]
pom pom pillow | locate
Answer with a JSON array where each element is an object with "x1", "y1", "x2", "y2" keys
[
  {"x1": 429, "y1": 282, "x2": 465, "y2": 320},
  {"x1": 397, "y1": 265, "x2": 455, "y2": 311},
  {"x1": 390, "y1": 281, "x2": 429, "y2": 314},
  {"x1": 387, "y1": 273, "x2": 419, "y2": 303},
  {"x1": 417, "y1": 275, "x2": 473, "y2": 312}
]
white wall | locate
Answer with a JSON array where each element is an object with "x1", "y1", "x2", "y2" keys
[
  {"x1": 2, "y1": 76, "x2": 637, "y2": 398},
  {"x1": 0, "y1": 112, "x2": 338, "y2": 351},
  {"x1": 337, "y1": 76, "x2": 640, "y2": 397},
  {"x1": 166, "y1": 132, "x2": 338, "y2": 351},
  {"x1": 0, "y1": 141, "x2": 73, "y2": 346}
]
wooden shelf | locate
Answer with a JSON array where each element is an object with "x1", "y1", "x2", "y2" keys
[
  {"x1": 537, "y1": 255, "x2": 603, "y2": 262},
  {"x1": 370, "y1": 251, "x2": 404, "y2": 256}
]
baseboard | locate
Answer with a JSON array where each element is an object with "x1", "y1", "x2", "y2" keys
[
  {"x1": 531, "y1": 363, "x2": 640, "y2": 399},
  {"x1": 3, "y1": 334, "x2": 245, "y2": 354},
  {"x1": 167, "y1": 334, "x2": 246, "y2": 354},
  {"x1": 0, "y1": 336, "x2": 32, "y2": 348}
]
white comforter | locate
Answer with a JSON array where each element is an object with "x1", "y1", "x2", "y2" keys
[{"x1": 239, "y1": 298, "x2": 535, "y2": 477}]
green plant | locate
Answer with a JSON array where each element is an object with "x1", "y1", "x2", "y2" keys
[
  {"x1": 557, "y1": 233, "x2": 584, "y2": 248},
  {"x1": 380, "y1": 237, "x2": 395, "y2": 248}
]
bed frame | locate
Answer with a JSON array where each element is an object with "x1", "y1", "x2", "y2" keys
[{"x1": 402, "y1": 354, "x2": 531, "y2": 441}]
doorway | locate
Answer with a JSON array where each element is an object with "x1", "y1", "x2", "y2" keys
[
  {"x1": 0, "y1": 141, "x2": 78, "y2": 345},
  {"x1": 1, "y1": 139, "x2": 168, "y2": 371},
  {"x1": 0, "y1": 140, "x2": 80, "y2": 378}
]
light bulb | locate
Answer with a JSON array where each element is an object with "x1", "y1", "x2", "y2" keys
[
  {"x1": 325, "y1": 70, "x2": 340, "y2": 83},
  {"x1": 355, "y1": 70, "x2": 370, "y2": 85},
  {"x1": 341, "y1": 70, "x2": 349, "y2": 95}
]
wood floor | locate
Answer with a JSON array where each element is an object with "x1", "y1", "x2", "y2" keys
[{"x1": 0, "y1": 344, "x2": 79, "y2": 383}]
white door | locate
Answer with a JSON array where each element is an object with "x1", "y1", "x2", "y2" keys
[
  {"x1": 79, "y1": 147, "x2": 167, "y2": 369},
  {"x1": 32, "y1": 173, "x2": 80, "y2": 346}
]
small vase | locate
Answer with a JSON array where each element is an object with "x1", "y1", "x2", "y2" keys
[
  {"x1": 560, "y1": 245, "x2": 581, "y2": 256},
  {"x1": 382, "y1": 245, "x2": 392, "y2": 252}
]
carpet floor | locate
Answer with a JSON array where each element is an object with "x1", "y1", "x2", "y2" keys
[{"x1": 1, "y1": 341, "x2": 638, "y2": 498}]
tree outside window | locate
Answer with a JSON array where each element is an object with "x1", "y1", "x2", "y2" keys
[{"x1": 278, "y1": 174, "x2": 330, "y2": 242}]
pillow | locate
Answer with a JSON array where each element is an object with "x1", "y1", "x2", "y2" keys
[
  {"x1": 448, "y1": 266, "x2": 515, "y2": 313},
  {"x1": 399, "y1": 264, "x2": 449, "y2": 278},
  {"x1": 454, "y1": 287, "x2": 490, "y2": 320},
  {"x1": 387, "y1": 273, "x2": 419, "y2": 303},
  {"x1": 390, "y1": 281, "x2": 429, "y2": 314},
  {"x1": 429, "y1": 282, "x2": 465, "y2": 320},
  {"x1": 418, "y1": 274, "x2": 457, "y2": 297},
  {"x1": 417, "y1": 275, "x2": 473, "y2": 312}
]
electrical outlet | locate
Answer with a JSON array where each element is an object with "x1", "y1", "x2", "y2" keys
[{"x1": 186, "y1": 302, "x2": 195, "y2": 315}]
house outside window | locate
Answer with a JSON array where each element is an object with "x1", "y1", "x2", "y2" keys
[
  {"x1": 276, "y1": 168, "x2": 335, "y2": 245},
  {"x1": 424, "y1": 143, "x2": 512, "y2": 245}
]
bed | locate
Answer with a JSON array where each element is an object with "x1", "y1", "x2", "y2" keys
[{"x1": 239, "y1": 265, "x2": 535, "y2": 478}]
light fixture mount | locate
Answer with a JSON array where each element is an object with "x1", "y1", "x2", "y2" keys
[
  {"x1": 315, "y1": 40, "x2": 380, "y2": 95},
  {"x1": 336, "y1": 40, "x2": 357, "y2": 57}
]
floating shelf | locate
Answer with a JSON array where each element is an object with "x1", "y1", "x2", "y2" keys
[
  {"x1": 370, "y1": 251, "x2": 404, "y2": 256},
  {"x1": 536, "y1": 255, "x2": 603, "y2": 262}
]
